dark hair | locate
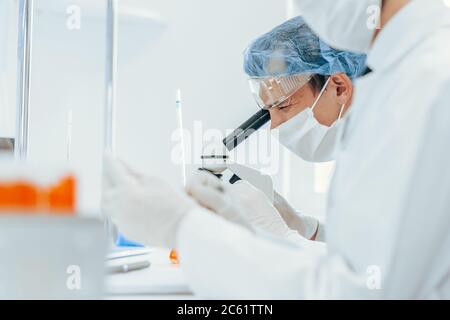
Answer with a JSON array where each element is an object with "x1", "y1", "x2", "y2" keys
[{"x1": 309, "y1": 74, "x2": 328, "y2": 95}]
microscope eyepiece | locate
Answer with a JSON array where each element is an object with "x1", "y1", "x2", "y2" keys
[{"x1": 222, "y1": 109, "x2": 270, "y2": 151}]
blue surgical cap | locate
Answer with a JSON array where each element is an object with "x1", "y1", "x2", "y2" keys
[{"x1": 244, "y1": 16, "x2": 367, "y2": 80}]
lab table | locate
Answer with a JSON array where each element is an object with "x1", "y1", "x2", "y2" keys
[{"x1": 105, "y1": 248, "x2": 195, "y2": 300}]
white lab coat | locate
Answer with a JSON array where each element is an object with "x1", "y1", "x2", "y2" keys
[{"x1": 177, "y1": 0, "x2": 450, "y2": 299}]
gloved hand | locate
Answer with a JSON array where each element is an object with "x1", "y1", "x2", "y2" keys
[
  {"x1": 102, "y1": 155, "x2": 198, "y2": 248},
  {"x1": 186, "y1": 170, "x2": 254, "y2": 231},
  {"x1": 227, "y1": 181, "x2": 301, "y2": 239},
  {"x1": 187, "y1": 171, "x2": 300, "y2": 239},
  {"x1": 273, "y1": 191, "x2": 320, "y2": 240}
]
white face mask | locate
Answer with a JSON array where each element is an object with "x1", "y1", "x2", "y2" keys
[
  {"x1": 276, "y1": 78, "x2": 345, "y2": 162},
  {"x1": 294, "y1": 0, "x2": 382, "y2": 53}
]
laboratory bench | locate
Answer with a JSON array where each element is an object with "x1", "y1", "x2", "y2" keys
[{"x1": 105, "y1": 248, "x2": 195, "y2": 300}]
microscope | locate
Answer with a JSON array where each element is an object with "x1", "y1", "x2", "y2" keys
[{"x1": 200, "y1": 109, "x2": 274, "y2": 202}]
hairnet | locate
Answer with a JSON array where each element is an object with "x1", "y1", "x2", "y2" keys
[{"x1": 243, "y1": 16, "x2": 367, "y2": 80}]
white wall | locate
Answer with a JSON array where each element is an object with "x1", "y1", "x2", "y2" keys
[
  {"x1": 24, "y1": 0, "x2": 106, "y2": 213},
  {"x1": 0, "y1": 0, "x2": 332, "y2": 218},
  {"x1": 114, "y1": 0, "x2": 287, "y2": 178}
]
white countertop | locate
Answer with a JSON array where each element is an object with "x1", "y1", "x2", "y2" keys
[{"x1": 105, "y1": 248, "x2": 195, "y2": 300}]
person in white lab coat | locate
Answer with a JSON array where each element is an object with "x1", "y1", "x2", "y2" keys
[
  {"x1": 103, "y1": 0, "x2": 450, "y2": 299},
  {"x1": 236, "y1": 16, "x2": 367, "y2": 243}
]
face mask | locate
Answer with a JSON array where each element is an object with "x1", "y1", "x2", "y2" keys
[
  {"x1": 294, "y1": 0, "x2": 382, "y2": 53},
  {"x1": 276, "y1": 78, "x2": 345, "y2": 162}
]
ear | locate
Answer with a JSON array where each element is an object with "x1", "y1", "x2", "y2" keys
[{"x1": 329, "y1": 73, "x2": 353, "y2": 106}]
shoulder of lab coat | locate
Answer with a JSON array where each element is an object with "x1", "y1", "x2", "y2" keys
[
  {"x1": 380, "y1": 77, "x2": 450, "y2": 298},
  {"x1": 330, "y1": 71, "x2": 450, "y2": 299}
]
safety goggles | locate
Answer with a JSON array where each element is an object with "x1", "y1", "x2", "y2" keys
[{"x1": 248, "y1": 74, "x2": 312, "y2": 110}]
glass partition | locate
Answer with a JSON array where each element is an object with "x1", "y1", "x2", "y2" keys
[{"x1": 25, "y1": 0, "x2": 110, "y2": 214}]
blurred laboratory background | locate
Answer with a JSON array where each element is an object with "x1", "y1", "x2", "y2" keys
[{"x1": 0, "y1": 0, "x2": 332, "y2": 219}]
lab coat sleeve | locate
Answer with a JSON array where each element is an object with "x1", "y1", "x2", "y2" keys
[
  {"x1": 256, "y1": 225, "x2": 327, "y2": 253},
  {"x1": 298, "y1": 213, "x2": 325, "y2": 242},
  {"x1": 315, "y1": 221, "x2": 326, "y2": 242},
  {"x1": 176, "y1": 208, "x2": 372, "y2": 299},
  {"x1": 292, "y1": 212, "x2": 321, "y2": 241}
]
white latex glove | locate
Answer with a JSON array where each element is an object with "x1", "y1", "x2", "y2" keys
[
  {"x1": 187, "y1": 171, "x2": 296, "y2": 238},
  {"x1": 186, "y1": 170, "x2": 254, "y2": 231},
  {"x1": 102, "y1": 155, "x2": 197, "y2": 248},
  {"x1": 273, "y1": 191, "x2": 322, "y2": 241},
  {"x1": 186, "y1": 171, "x2": 317, "y2": 246},
  {"x1": 227, "y1": 181, "x2": 302, "y2": 240}
]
